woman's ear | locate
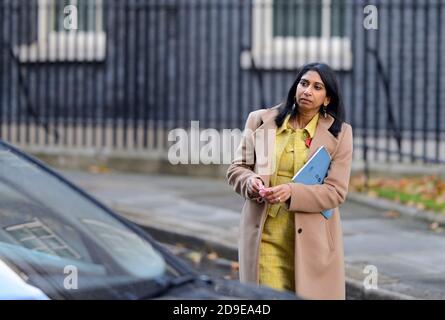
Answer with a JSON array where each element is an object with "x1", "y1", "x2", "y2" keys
[{"x1": 324, "y1": 97, "x2": 331, "y2": 106}]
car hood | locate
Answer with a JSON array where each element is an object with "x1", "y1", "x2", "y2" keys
[{"x1": 0, "y1": 259, "x2": 49, "y2": 300}]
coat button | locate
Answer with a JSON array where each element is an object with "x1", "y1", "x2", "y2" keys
[{"x1": 297, "y1": 228, "x2": 302, "y2": 234}]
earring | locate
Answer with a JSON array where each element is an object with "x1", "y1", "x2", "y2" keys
[{"x1": 323, "y1": 105, "x2": 328, "y2": 118}]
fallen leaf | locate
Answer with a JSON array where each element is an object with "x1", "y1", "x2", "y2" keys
[
  {"x1": 367, "y1": 190, "x2": 378, "y2": 198},
  {"x1": 186, "y1": 252, "x2": 202, "y2": 264},
  {"x1": 383, "y1": 210, "x2": 400, "y2": 219},
  {"x1": 429, "y1": 222, "x2": 440, "y2": 231},
  {"x1": 88, "y1": 165, "x2": 110, "y2": 174},
  {"x1": 88, "y1": 165, "x2": 99, "y2": 174},
  {"x1": 207, "y1": 252, "x2": 218, "y2": 261}
]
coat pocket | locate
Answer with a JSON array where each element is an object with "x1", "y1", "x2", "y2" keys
[{"x1": 324, "y1": 219, "x2": 335, "y2": 252}]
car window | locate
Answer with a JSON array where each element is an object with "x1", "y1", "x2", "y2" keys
[{"x1": 0, "y1": 145, "x2": 172, "y2": 299}]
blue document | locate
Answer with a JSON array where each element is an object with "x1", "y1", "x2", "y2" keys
[{"x1": 291, "y1": 146, "x2": 334, "y2": 219}]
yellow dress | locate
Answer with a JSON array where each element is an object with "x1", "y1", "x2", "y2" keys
[{"x1": 258, "y1": 112, "x2": 319, "y2": 292}]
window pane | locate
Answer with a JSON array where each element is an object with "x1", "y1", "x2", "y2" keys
[
  {"x1": 54, "y1": 0, "x2": 72, "y2": 31},
  {"x1": 78, "y1": 0, "x2": 97, "y2": 32},
  {"x1": 53, "y1": 0, "x2": 101, "y2": 32},
  {"x1": 331, "y1": 0, "x2": 346, "y2": 37},
  {"x1": 54, "y1": 248, "x2": 79, "y2": 259},
  {"x1": 273, "y1": 0, "x2": 322, "y2": 37},
  {"x1": 20, "y1": 237, "x2": 44, "y2": 250},
  {"x1": 43, "y1": 236, "x2": 66, "y2": 250},
  {"x1": 6, "y1": 228, "x2": 32, "y2": 241},
  {"x1": 29, "y1": 226, "x2": 52, "y2": 238}
]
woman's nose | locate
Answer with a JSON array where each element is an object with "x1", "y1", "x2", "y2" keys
[{"x1": 304, "y1": 87, "x2": 312, "y2": 95}]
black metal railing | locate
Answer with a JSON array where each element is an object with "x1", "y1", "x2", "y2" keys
[{"x1": 0, "y1": 0, "x2": 444, "y2": 164}]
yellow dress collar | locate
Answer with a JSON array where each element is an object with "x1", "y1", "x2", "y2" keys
[{"x1": 277, "y1": 112, "x2": 319, "y2": 138}]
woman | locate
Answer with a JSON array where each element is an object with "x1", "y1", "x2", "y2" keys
[{"x1": 226, "y1": 62, "x2": 353, "y2": 300}]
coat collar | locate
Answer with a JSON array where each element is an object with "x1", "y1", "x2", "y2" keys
[
  {"x1": 276, "y1": 112, "x2": 319, "y2": 138},
  {"x1": 257, "y1": 104, "x2": 335, "y2": 133}
]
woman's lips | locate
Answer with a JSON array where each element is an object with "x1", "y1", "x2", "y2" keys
[{"x1": 299, "y1": 98, "x2": 312, "y2": 104}]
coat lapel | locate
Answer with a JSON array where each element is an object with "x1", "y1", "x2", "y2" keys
[
  {"x1": 307, "y1": 112, "x2": 338, "y2": 160},
  {"x1": 252, "y1": 108, "x2": 279, "y2": 186}
]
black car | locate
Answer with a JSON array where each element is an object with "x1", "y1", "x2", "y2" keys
[{"x1": 0, "y1": 139, "x2": 297, "y2": 300}]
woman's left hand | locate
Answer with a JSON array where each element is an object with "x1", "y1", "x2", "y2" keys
[{"x1": 261, "y1": 183, "x2": 292, "y2": 204}]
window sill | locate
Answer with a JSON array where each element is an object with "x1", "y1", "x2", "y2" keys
[
  {"x1": 14, "y1": 32, "x2": 106, "y2": 63},
  {"x1": 240, "y1": 37, "x2": 352, "y2": 71}
]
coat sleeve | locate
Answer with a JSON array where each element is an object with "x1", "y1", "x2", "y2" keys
[
  {"x1": 226, "y1": 111, "x2": 265, "y2": 200},
  {"x1": 284, "y1": 123, "x2": 353, "y2": 213}
]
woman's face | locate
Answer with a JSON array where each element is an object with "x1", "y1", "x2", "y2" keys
[{"x1": 295, "y1": 70, "x2": 330, "y2": 112}]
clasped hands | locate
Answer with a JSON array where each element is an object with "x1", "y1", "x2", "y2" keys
[{"x1": 247, "y1": 177, "x2": 291, "y2": 204}]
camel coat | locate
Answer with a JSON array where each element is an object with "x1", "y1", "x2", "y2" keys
[{"x1": 226, "y1": 104, "x2": 353, "y2": 300}]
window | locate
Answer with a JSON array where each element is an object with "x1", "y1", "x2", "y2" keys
[
  {"x1": 241, "y1": 0, "x2": 352, "y2": 70},
  {"x1": 53, "y1": 0, "x2": 103, "y2": 33},
  {"x1": 273, "y1": 0, "x2": 323, "y2": 37},
  {"x1": 5, "y1": 218, "x2": 81, "y2": 259},
  {"x1": 15, "y1": 0, "x2": 106, "y2": 62}
]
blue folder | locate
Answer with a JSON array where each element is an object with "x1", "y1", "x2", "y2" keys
[{"x1": 291, "y1": 146, "x2": 334, "y2": 219}]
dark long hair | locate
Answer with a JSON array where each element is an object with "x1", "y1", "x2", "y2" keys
[{"x1": 275, "y1": 62, "x2": 346, "y2": 138}]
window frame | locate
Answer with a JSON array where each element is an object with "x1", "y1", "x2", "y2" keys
[
  {"x1": 15, "y1": 0, "x2": 106, "y2": 63},
  {"x1": 5, "y1": 218, "x2": 82, "y2": 259},
  {"x1": 241, "y1": 0, "x2": 352, "y2": 71}
]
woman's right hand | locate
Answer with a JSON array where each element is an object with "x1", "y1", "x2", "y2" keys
[{"x1": 247, "y1": 176, "x2": 265, "y2": 199}]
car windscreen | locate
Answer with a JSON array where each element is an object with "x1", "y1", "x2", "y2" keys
[{"x1": 0, "y1": 144, "x2": 171, "y2": 299}]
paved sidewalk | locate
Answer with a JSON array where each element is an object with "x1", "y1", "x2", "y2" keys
[{"x1": 60, "y1": 169, "x2": 445, "y2": 300}]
